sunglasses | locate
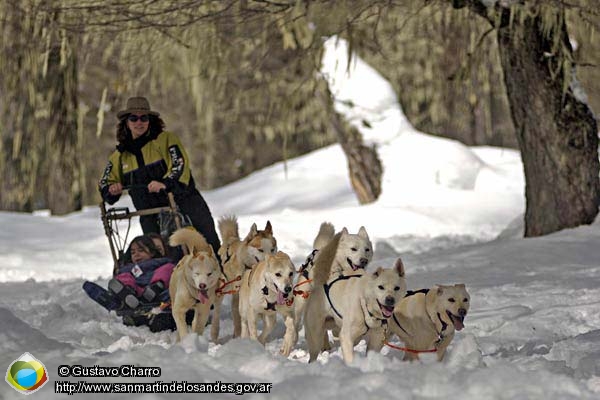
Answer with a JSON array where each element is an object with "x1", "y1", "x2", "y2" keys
[{"x1": 127, "y1": 114, "x2": 149, "y2": 122}]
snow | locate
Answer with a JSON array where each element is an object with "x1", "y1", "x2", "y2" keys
[{"x1": 1, "y1": 37, "x2": 599, "y2": 399}]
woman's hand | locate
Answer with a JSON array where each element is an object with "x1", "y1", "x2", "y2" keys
[
  {"x1": 108, "y1": 183, "x2": 123, "y2": 196},
  {"x1": 148, "y1": 180, "x2": 166, "y2": 193}
]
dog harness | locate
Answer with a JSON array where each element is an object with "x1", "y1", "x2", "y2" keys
[
  {"x1": 405, "y1": 288, "x2": 430, "y2": 297},
  {"x1": 221, "y1": 246, "x2": 232, "y2": 278},
  {"x1": 216, "y1": 245, "x2": 255, "y2": 296},
  {"x1": 261, "y1": 286, "x2": 277, "y2": 311},
  {"x1": 291, "y1": 249, "x2": 319, "y2": 299},
  {"x1": 361, "y1": 300, "x2": 389, "y2": 332},
  {"x1": 434, "y1": 313, "x2": 448, "y2": 342},
  {"x1": 323, "y1": 274, "x2": 392, "y2": 339},
  {"x1": 323, "y1": 274, "x2": 363, "y2": 319},
  {"x1": 405, "y1": 288, "x2": 448, "y2": 341},
  {"x1": 183, "y1": 267, "x2": 206, "y2": 305},
  {"x1": 298, "y1": 249, "x2": 319, "y2": 279},
  {"x1": 385, "y1": 289, "x2": 449, "y2": 354},
  {"x1": 391, "y1": 313, "x2": 411, "y2": 337},
  {"x1": 389, "y1": 289, "x2": 431, "y2": 336},
  {"x1": 261, "y1": 285, "x2": 293, "y2": 310}
]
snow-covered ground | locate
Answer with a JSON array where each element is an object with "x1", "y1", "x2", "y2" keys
[{"x1": 1, "y1": 38, "x2": 599, "y2": 399}]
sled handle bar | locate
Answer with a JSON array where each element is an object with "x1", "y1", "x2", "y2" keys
[
  {"x1": 104, "y1": 205, "x2": 175, "y2": 220},
  {"x1": 100, "y1": 192, "x2": 184, "y2": 274}
]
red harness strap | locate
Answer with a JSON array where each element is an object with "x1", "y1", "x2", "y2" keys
[
  {"x1": 384, "y1": 340, "x2": 437, "y2": 354},
  {"x1": 216, "y1": 276, "x2": 242, "y2": 296},
  {"x1": 292, "y1": 279, "x2": 312, "y2": 298}
]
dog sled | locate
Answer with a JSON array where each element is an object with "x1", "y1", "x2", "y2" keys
[{"x1": 83, "y1": 188, "x2": 191, "y2": 332}]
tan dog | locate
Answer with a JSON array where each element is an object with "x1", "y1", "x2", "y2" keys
[
  {"x1": 239, "y1": 251, "x2": 297, "y2": 356},
  {"x1": 169, "y1": 228, "x2": 220, "y2": 342},
  {"x1": 304, "y1": 233, "x2": 407, "y2": 364},
  {"x1": 293, "y1": 222, "x2": 335, "y2": 332},
  {"x1": 388, "y1": 284, "x2": 470, "y2": 361},
  {"x1": 211, "y1": 216, "x2": 277, "y2": 342},
  {"x1": 294, "y1": 223, "x2": 373, "y2": 333}
]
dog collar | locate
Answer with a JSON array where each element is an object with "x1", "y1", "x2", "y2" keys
[
  {"x1": 265, "y1": 301, "x2": 277, "y2": 311},
  {"x1": 425, "y1": 308, "x2": 448, "y2": 344},
  {"x1": 437, "y1": 312, "x2": 448, "y2": 338},
  {"x1": 261, "y1": 286, "x2": 280, "y2": 311},
  {"x1": 363, "y1": 301, "x2": 389, "y2": 327}
]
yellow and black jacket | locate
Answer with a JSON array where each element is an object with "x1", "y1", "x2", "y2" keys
[{"x1": 99, "y1": 130, "x2": 196, "y2": 211}]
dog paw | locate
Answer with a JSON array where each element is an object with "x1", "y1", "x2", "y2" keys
[{"x1": 280, "y1": 345, "x2": 292, "y2": 357}]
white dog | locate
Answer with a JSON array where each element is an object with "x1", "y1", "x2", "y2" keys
[
  {"x1": 169, "y1": 228, "x2": 220, "y2": 342},
  {"x1": 239, "y1": 251, "x2": 297, "y2": 356},
  {"x1": 294, "y1": 223, "x2": 373, "y2": 333},
  {"x1": 388, "y1": 284, "x2": 470, "y2": 361},
  {"x1": 304, "y1": 233, "x2": 407, "y2": 364},
  {"x1": 211, "y1": 216, "x2": 277, "y2": 342}
]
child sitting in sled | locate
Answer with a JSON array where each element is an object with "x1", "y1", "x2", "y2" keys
[
  {"x1": 84, "y1": 233, "x2": 195, "y2": 331},
  {"x1": 108, "y1": 235, "x2": 176, "y2": 310}
]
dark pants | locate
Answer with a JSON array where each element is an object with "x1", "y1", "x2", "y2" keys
[{"x1": 140, "y1": 190, "x2": 221, "y2": 262}]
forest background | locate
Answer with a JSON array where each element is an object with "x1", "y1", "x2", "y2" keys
[{"x1": 1, "y1": 0, "x2": 599, "y2": 238}]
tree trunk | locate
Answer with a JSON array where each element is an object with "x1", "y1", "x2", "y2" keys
[
  {"x1": 495, "y1": 7, "x2": 599, "y2": 236},
  {"x1": 324, "y1": 90, "x2": 383, "y2": 204},
  {"x1": 0, "y1": 5, "x2": 42, "y2": 212},
  {"x1": 44, "y1": 25, "x2": 82, "y2": 215}
]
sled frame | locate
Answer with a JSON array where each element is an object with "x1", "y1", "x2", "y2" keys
[{"x1": 100, "y1": 192, "x2": 184, "y2": 275}]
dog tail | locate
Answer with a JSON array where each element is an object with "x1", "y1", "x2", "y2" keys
[
  {"x1": 169, "y1": 227, "x2": 211, "y2": 255},
  {"x1": 313, "y1": 222, "x2": 335, "y2": 250},
  {"x1": 312, "y1": 231, "x2": 342, "y2": 286},
  {"x1": 218, "y1": 215, "x2": 240, "y2": 246}
]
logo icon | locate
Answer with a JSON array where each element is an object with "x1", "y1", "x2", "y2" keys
[{"x1": 5, "y1": 353, "x2": 49, "y2": 395}]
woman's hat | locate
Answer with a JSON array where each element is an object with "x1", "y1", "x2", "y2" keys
[{"x1": 117, "y1": 97, "x2": 160, "y2": 119}]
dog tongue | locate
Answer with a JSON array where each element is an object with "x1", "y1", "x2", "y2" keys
[
  {"x1": 198, "y1": 289, "x2": 209, "y2": 304},
  {"x1": 277, "y1": 290, "x2": 285, "y2": 305},
  {"x1": 381, "y1": 305, "x2": 393, "y2": 318},
  {"x1": 452, "y1": 315, "x2": 465, "y2": 331}
]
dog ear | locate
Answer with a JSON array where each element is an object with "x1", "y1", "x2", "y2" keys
[
  {"x1": 373, "y1": 266, "x2": 383, "y2": 277},
  {"x1": 263, "y1": 253, "x2": 272, "y2": 267},
  {"x1": 264, "y1": 221, "x2": 273, "y2": 235},
  {"x1": 341, "y1": 227, "x2": 349, "y2": 236},
  {"x1": 358, "y1": 226, "x2": 369, "y2": 240},
  {"x1": 244, "y1": 223, "x2": 258, "y2": 242},
  {"x1": 207, "y1": 245, "x2": 215, "y2": 258},
  {"x1": 394, "y1": 258, "x2": 405, "y2": 277},
  {"x1": 436, "y1": 286, "x2": 444, "y2": 295}
]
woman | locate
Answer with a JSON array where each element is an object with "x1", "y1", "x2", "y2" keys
[{"x1": 98, "y1": 96, "x2": 221, "y2": 259}]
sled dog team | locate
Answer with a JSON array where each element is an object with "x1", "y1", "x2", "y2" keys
[{"x1": 168, "y1": 217, "x2": 470, "y2": 364}]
